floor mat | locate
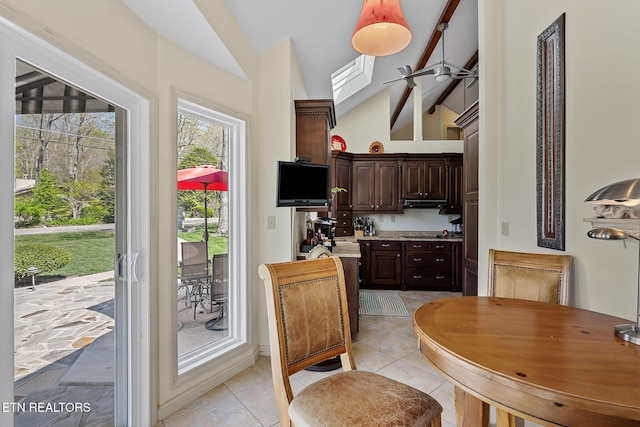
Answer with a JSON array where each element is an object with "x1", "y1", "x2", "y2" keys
[{"x1": 359, "y1": 291, "x2": 410, "y2": 317}]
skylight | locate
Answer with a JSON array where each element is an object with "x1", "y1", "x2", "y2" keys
[{"x1": 331, "y1": 55, "x2": 375, "y2": 105}]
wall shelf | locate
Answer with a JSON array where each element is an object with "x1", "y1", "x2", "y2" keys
[{"x1": 583, "y1": 218, "x2": 640, "y2": 239}]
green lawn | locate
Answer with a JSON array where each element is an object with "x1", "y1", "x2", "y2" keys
[
  {"x1": 178, "y1": 224, "x2": 228, "y2": 256},
  {"x1": 15, "y1": 231, "x2": 115, "y2": 282},
  {"x1": 15, "y1": 226, "x2": 228, "y2": 284}
]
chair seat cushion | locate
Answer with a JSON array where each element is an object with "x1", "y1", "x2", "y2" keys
[{"x1": 289, "y1": 370, "x2": 442, "y2": 427}]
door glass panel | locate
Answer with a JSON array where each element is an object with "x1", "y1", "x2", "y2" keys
[
  {"x1": 13, "y1": 60, "x2": 123, "y2": 425},
  {"x1": 177, "y1": 100, "x2": 230, "y2": 364}
]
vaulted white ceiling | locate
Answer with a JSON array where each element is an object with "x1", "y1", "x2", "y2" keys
[{"x1": 121, "y1": 0, "x2": 478, "y2": 132}]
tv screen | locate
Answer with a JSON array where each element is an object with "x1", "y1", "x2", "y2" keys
[{"x1": 277, "y1": 161, "x2": 329, "y2": 207}]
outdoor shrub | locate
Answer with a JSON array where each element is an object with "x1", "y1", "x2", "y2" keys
[
  {"x1": 192, "y1": 205, "x2": 214, "y2": 218},
  {"x1": 14, "y1": 243, "x2": 71, "y2": 282}
]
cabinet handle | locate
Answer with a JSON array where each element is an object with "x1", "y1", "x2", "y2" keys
[
  {"x1": 413, "y1": 258, "x2": 422, "y2": 262},
  {"x1": 376, "y1": 205, "x2": 380, "y2": 208},
  {"x1": 412, "y1": 244, "x2": 423, "y2": 248},
  {"x1": 435, "y1": 245, "x2": 445, "y2": 249},
  {"x1": 371, "y1": 205, "x2": 374, "y2": 208},
  {"x1": 413, "y1": 275, "x2": 423, "y2": 279},
  {"x1": 342, "y1": 213, "x2": 348, "y2": 217},
  {"x1": 435, "y1": 258, "x2": 445, "y2": 262},
  {"x1": 397, "y1": 253, "x2": 400, "y2": 257},
  {"x1": 436, "y1": 275, "x2": 445, "y2": 280},
  {"x1": 381, "y1": 244, "x2": 390, "y2": 247}
]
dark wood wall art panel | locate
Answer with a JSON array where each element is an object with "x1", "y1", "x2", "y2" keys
[{"x1": 536, "y1": 14, "x2": 566, "y2": 251}]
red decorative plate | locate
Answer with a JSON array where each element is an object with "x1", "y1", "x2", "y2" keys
[{"x1": 331, "y1": 135, "x2": 347, "y2": 151}]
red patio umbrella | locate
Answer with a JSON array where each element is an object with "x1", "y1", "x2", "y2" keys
[{"x1": 177, "y1": 165, "x2": 228, "y2": 262}]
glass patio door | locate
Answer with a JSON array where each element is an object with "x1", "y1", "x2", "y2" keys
[{"x1": 0, "y1": 16, "x2": 151, "y2": 427}]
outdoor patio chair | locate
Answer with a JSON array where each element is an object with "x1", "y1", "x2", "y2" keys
[
  {"x1": 205, "y1": 253, "x2": 228, "y2": 331},
  {"x1": 179, "y1": 241, "x2": 210, "y2": 319}
]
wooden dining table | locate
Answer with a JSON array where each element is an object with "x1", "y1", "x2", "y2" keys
[{"x1": 413, "y1": 296, "x2": 640, "y2": 427}]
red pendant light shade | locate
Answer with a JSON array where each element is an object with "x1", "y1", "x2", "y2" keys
[{"x1": 352, "y1": 0, "x2": 412, "y2": 56}]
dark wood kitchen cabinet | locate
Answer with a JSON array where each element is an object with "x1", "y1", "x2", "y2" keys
[
  {"x1": 441, "y1": 155, "x2": 463, "y2": 214},
  {"x1": 330, "y1": 151, "x2": 353, "y2": 236},
  {"x1": 352, "y1": 158, "x2": 401, "y2": 213},
  {"x1": 359, "y1": 239, "x2": 461, "y2": 292},
  {"x1": 404, "y1": 241, "x2": 455, "y2": 291},
  {"x1": 294, "y1": 99, "x2": 336, "y2": 165},
  {"x1": 401, "y1": 159, "x2": 446, "y2": 200},
  {"x1": 369, "y1": 241, "x2": 403, "y2": 289}
]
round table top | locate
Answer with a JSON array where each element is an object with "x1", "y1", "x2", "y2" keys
[{"x1": 413, "y1": 296, "x2": 640, "y2": 422}]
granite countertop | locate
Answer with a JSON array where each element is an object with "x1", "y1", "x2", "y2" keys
[
  {"x1": 299, "y1": 231, "x2": 462, "y2": 259},
  {"x1": 353, "y1": 231, "x2": 463, "y2": 242}
]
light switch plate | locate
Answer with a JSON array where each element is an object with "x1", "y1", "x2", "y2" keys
[{"x1": 267, "y1": 216, "x2": 276, "y2": 230}]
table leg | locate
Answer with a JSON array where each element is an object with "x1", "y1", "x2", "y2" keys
[
  {"x1": 454, "y1": 385, "x2": 489, "y2": 427},
  {"x1": 496, "y1": 408, "x2": 524, "y2": 427}
]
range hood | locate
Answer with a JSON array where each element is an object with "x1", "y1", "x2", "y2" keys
[{"x1": 402, "y1": 199, "x2": 447, "y2": 209}]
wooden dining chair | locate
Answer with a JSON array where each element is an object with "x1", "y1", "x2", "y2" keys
[
  {"x1": 488, "y1": 249, "x2": 572, "y2": 305},
  {"x1": 258, "y1": 256, "x2": 443, "y2": 427},
  {"x1": 486, "y1": 248, "x2": 572, "y2": 427}
]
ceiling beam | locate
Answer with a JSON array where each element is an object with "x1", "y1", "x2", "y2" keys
[
  {"x1": 390, "y1": 0, "x2": 461, "y2": 129},
  {"x1": 426, "y1": 50, "x2": 478, "y2": 115}
]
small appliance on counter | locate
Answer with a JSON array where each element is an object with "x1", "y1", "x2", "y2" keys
[
  {"x1": 300, "y1": 218, "x2": 336, "y2": 253},
  {"x1": 450, "y1": 217, "x2": 463, "y2": 238}
]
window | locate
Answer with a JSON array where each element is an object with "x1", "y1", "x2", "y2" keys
[{"x1": 175, "y1": 98, "x2": 247, "y2": 373}]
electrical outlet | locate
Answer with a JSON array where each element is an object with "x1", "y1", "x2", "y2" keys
[
  {"x1": 267, "y1": 216, "x2": 276, "y2": 230},
  {"x1": 501, "y1": 222, "x2": 510, "y2": 237}
]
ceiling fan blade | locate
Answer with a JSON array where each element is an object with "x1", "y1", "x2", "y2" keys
[
  {"x1": 382, "y1": 76, "x2": 406, "y2": 85},
  {"x1": 406, "y1": 78, "x2": 416, "y2": 88},
  {"x1": 396, "y1": 65, "x2": 413, "y2": 77},
  {"x1": 410, "y1": 68, "x2": 436, "y2": 78}
]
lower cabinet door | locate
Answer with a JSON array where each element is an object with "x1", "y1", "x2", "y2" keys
[{"x1": 370, "y1": 250, "x2": 402, "y2": 288}]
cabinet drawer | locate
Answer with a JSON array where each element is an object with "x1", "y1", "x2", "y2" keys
[
  {"x1": 335, "y1": 217, "x2": 353, "y2": 228},
  {"x1": 335, "y1": 210, "x2": 352, "y2": 220},
  {"x1": 429, "y1": 241, "x2": 452, "y2": 252},
  {"x1": 406, "y1": 252, "x2": 451, "y2": 268},
  {"x1": 405, "y1": 268, "x2": 451, "y2": 286},
  {"x1": 405, "y1": 241, "x2": 428, "y2": 250},
  {"x1": 335, "y1": 226, "x2": 354, "y2": 236},
  {"x1": 370, "y1": 240, "x2": 402, "y2": 251}
]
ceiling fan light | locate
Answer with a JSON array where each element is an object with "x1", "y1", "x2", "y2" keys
[
  {"x1": 434, "y1": 73, "x2": 450, "y2": 82},
  {"x1": 352, "y1": 0, "x2": 411, "y2": 57}
]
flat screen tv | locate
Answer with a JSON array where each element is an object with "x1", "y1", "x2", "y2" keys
[{"x1": 277, "y1": 161, "x2": 329, "y2": 207}]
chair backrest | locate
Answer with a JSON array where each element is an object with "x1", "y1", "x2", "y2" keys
[
  {"x1": 258, "y1": 257, "x2": 356, "y2": 417},
  {"x1": 488, "y1": 249, "x2": 572, "y2": 305},
  {"x1": 180, "y1": 241, "x2": 208, "y2": 280},
  {"x1": 211, "y1": 253, "x2": 228, "y2": 297}
]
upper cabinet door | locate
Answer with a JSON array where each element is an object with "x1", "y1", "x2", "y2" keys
[
  {"x1": 375, "y1": 161, "x2": 400, "y2": 212},
  {"x1": 352, "y1": 160, "x2": 376, "y2": 211},
  {"x1": 423, "y1": 160, "x2": 446, "y2": 200},
  {"x1": 402, "y1": 161, "x2": 423, "y2": 199},
  {"x1": 295, "y1": 100, "x2": 336, "y2": 165}
]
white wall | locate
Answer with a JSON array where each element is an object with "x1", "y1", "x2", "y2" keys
[
  {"x1": 481, "y1": 0, "x2": 640, "y2": 320},
  {"x1": 0, "y1": 0, "x2": 270, "y2": 421}
]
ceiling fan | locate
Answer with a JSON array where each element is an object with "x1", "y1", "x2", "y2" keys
[{"x1": 383, "y1": 22, "x2": 478, "y2": 88}]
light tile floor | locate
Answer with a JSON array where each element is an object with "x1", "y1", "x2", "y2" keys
[{"x1": 157, "y1": 290, "x2": 545, "y2": 427}]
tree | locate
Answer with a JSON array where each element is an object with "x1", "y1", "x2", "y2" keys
[
  {"x1": 95, "y1": 149, "x2": 116, "y2": 223},
  {"x1": 31, "y1": 168, "x2": 69, "y2": 222},
  {"x1": 178, "y1": 146, "x2": 221, "y2": 218}
]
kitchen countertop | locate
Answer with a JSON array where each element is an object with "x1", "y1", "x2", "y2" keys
[
  {"x1": 353, "y1": 231, "x2": 463, "y2": 242},
  {"x1": 298, "y1": 231, "x2": 462, "y2": 260}
]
